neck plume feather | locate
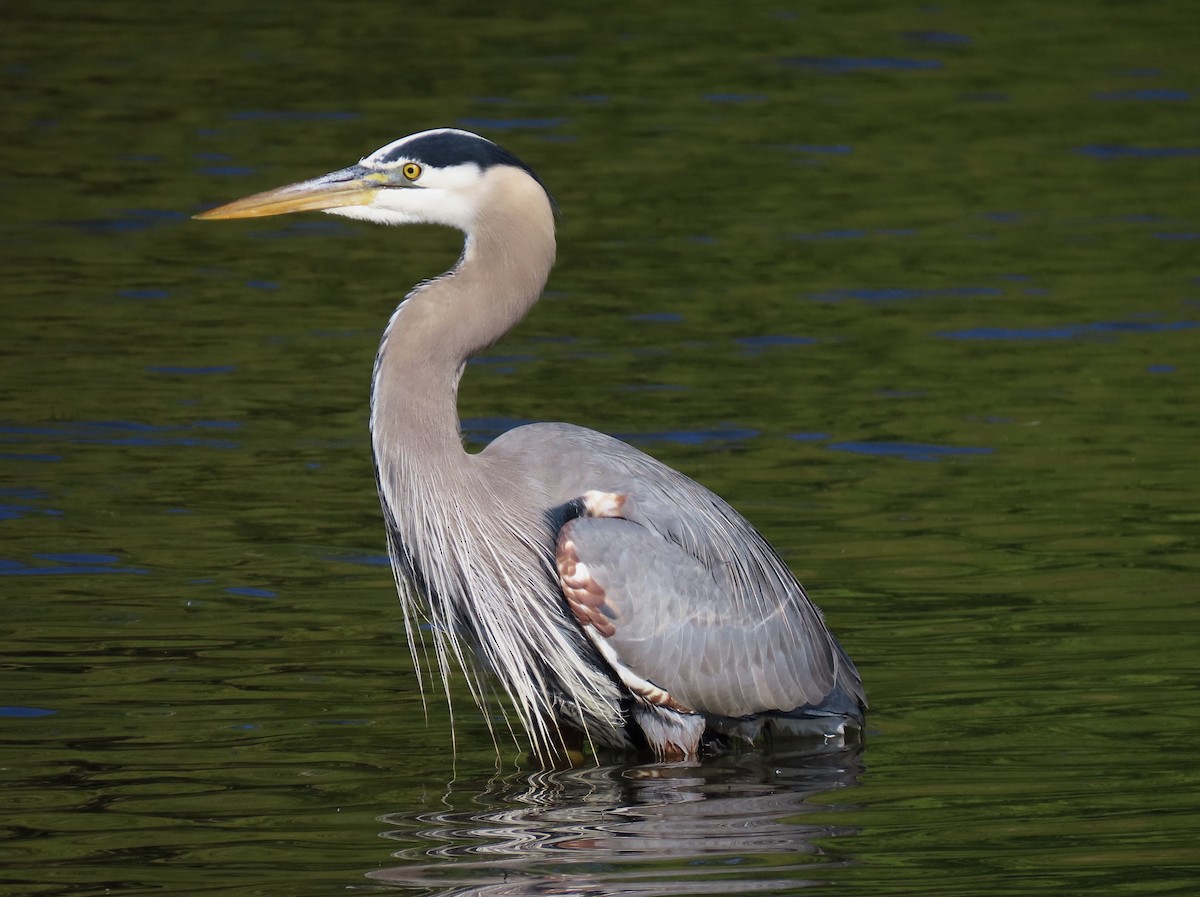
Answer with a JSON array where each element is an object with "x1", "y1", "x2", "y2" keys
[{"x1": 368, "y1": 169, "x2": 625, "y2": 757}]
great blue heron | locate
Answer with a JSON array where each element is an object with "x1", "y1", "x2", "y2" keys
[{"x1": 196, "y1": 128, "x2": 865, "y2": 761}]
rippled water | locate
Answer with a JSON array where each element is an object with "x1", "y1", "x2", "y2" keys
[
  {"x1": 371, "y1": 750, "x2": 864, "y2": 895},
  {"x1": 3, "y1": 2, "x2": 1199, "y2": 895}
]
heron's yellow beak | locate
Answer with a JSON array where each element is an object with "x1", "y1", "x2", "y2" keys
[{"x1": 194, "y1": 165, "x2": 389, "y2": 220}]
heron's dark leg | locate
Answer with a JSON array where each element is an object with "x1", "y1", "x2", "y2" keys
[{"x1": 520, "y1": 720, "x2": 590, "y2": 768}]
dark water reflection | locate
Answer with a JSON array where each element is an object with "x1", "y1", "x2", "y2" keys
[{"x1": 373, "y1": 747, "x2": 862, "y2": 896}]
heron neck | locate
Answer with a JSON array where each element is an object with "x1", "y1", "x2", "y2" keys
[{"x1": 370, "y1": 205, "x2": 556, "y2": 465}]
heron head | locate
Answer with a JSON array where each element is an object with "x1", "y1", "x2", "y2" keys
[{"x1": 194, "y1": 128, "x2": 554, "y2": 231}]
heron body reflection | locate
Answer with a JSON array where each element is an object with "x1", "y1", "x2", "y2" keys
[
  {"x1": 371, "y1": 747, "x2": 864, "y2": 896},
  {"x1": 197, "y1": 128, "x2": 865, "y2": 761}
]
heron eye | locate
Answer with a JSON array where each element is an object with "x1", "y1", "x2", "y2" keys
[{"x1": 401, "y1": 162, "x2": 422, "y2": 181}]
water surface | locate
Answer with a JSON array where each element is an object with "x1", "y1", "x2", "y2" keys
[{"x1": 3, "y1": 2, "x2": 1198, "y2": 895}]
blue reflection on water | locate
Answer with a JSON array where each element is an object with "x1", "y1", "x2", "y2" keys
[
  {"x1": 827, "y1": 441, "x2": 993, "y2": 462},
  {"x1": 782, "y1": 56, "x2": 943, "y2": 72},
  {"x1": 461, "y1": 416, "x2": 533, "y2": 444},
  {"x1": 1093, "y1": 89, "x2": 1190, "y2": 102},
  {"x1": 225, "y1": 586, "x2": 277, "y2": 599},
  {"x1": 0, "y1": 486, "x2": 48, "y2": 502},
  {"x1": 330, "y1": 554, "x2": 390, "y2": 567},
  {"x1": 779, "y1": 144, "x2": 853, "y2": 156},
  {"x1": 0, "y1": 502, "x2": 62, "y2": 521},
  {"x1": 903, "y1": 30, "x2": 972, "y2": 45},
  {"x1": 0, "y1": 420, "x2": 242, "y2": 450},
  {"x1": 0, "y1": 554, "x2": 149, "y2": 576},
  {"x1": 621, "y1": 426, "x2": 759, "y2": 446},
  {"x1": 1075, "y1": 145, "x2": 1200, "y2": 159},
  {"x1": 198, "y1": 165, "x2": 258, "y2": 177},
  {"x1": 58, "y1": 208, "x2": 188, "y2": 235},
  {"x1": 939, "y1": 320, "x2": 1198, "y2": 340},
  {"x1": 467, "y1": 354, "x2": 535, "y2": 376},
  {"x1": 0, "y1": 706, "x2": 57, "y2": 718},
  {"x1": 118, "y1": 288, "x2": 172, "y2": 300},
  {"x1": 736, "y1": 335, "x2": 817, "y2": 354},
  {"x1": 808, "y1": 286, "x2": 1002, "y2": 302},
  {"x1": 621, "y1": 383, "x2": 688, "y2": 393}
]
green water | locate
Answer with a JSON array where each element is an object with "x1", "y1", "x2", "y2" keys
[{"x1": 3, "y1": 2, "x2": 1198, "y2": 895}]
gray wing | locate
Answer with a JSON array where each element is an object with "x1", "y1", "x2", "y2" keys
[
  {"x1": 559, "y1": 515, "x2": 843, "y2": 717},
  {"x1": 483, "y1": 422, "x2": 866, "y2": 718}
]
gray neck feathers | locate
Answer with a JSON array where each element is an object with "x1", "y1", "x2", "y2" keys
[{"x1": 371, "y1": 166, "x2": 555, "y2": 457}]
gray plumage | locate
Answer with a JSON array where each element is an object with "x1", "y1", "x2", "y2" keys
[{"x1": 196, "y1": 128, "x2": 866, "y2": 761}]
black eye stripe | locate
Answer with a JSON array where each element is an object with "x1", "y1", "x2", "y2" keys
[
  {"x1": 369, "y1": 130, "x2": 558, "y2": 213},
  {"x1": 377, "y1": 131, "x2": 541, "y2": 185},
  {"x1": 377, "y1": 131, "x2": 513, "y2": 168}
]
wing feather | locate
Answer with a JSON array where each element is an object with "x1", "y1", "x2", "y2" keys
[{"x1": 484, "y1": 422, "x2": 866, "y2": 719}]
